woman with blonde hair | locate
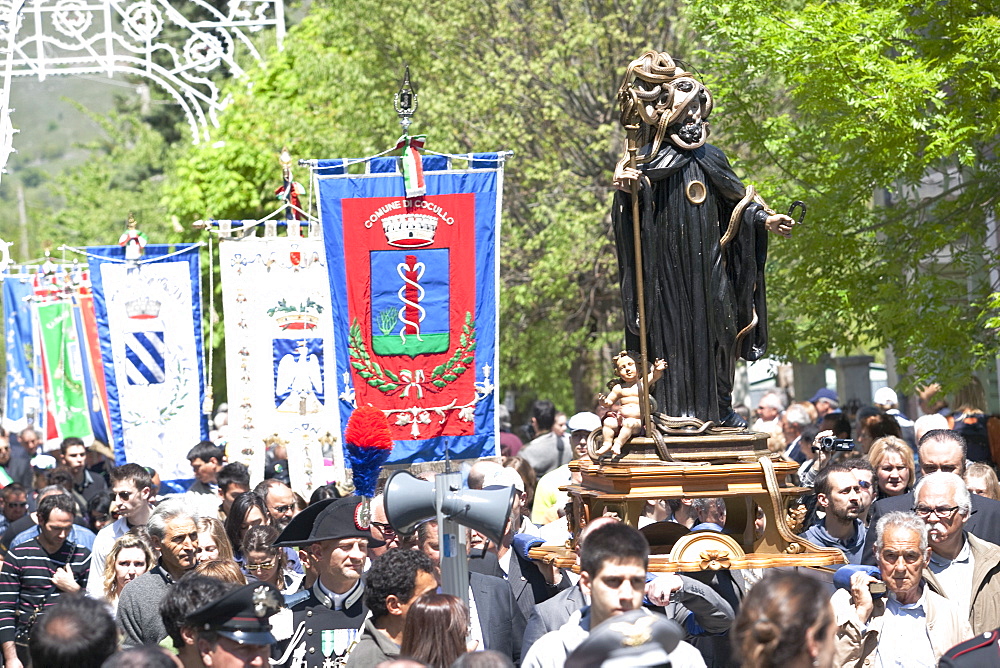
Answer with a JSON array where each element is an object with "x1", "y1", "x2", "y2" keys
[
  {"x1": 965, "y1": 462, "x2": 1000, "y2": 500},
  {"x1": 868, "y1": 436, "x2": 915, "y2": 499},
  {"x1": 102, "y1": 532, "x2": 156, "y2": 612}
]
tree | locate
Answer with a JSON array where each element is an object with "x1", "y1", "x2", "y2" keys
[
  {"x1": 161, "y1": 0, "x2": 701, "y2": 412},
  {"x1": 682, "y1": 0, "x2": 1000, "y2": 394}
]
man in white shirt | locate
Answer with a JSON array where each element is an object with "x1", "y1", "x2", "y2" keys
[
  {"x1": 521, "y1": 522, "x2": 704, "y2": 668},
  {"x1": 832, "y1": 511, "x2": 971, "y2": 667},
  {"x1": 86, "y1": 464, "x2": 153, "y2": 598}
]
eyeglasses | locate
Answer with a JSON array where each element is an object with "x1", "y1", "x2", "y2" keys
[
  {"x1": 921, "y1": 464, "x2": 959, "y2": 474},
  {"x1": 244, "y1": 561, "x2": 275, "y2": 573},
  {"x1": 111, "y1": 490, "x2": 133, "y2": 501},
  {"x1": 270, "y1": 503, "x2": 295, "y2": 515},
  {"x1": 913, "y1": 505, "x2": 961, "y2": 519},
  {"x1": 371, "y1": 521, "x2": 397, "y2": 538}
]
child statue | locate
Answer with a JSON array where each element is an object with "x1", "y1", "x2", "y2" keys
[{"x1": 595, "y1": 351, "x2": 667, "y2": 457}]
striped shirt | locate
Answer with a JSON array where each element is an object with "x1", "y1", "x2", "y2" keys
[{"x1": 0, "y1": 538, "x2": 91, "y2": 644}]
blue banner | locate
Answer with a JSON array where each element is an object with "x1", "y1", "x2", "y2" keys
[
  {"x1": 88, "y1": 245, "x2": 207, "y2": 487},
  {"x1": 317, "y1": 154, "x2": 502, "y2": 464},
  {"x1": 2, "y1": 276, "x2": 41, "y2": 434}
]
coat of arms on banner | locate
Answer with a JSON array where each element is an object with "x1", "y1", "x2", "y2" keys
[
  {"x1": 319, "y1": 154, "x2": 503, "y2": 463},
  {"x1": 343, "y1": 194, "x2": 480, "y2": 440},
  {"x1": 124, "y1": 297, "x2": 165, "y2": 385}
]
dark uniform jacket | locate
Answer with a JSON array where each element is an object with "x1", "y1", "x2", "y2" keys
[{"x1": 277, "y1": 580, "x2": 368, "y2": 667}]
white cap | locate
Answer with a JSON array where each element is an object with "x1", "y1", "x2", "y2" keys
[
  {"x1": 873, "y1": 387, "x2": 898, "y2": 407},
  {"x1": 30, "y1": 454, "x2": 57, "y2": 470},
  {"x1": 567, "y1": 411, "x2": 602, "y2": 433},
  {"x1": 483, "y1": 466, "x2": 525, "y2": 493}
]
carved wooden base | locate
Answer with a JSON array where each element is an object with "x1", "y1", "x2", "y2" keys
[
  {"x1": 532, "y1": 434, "x2": 846, "y2": 573},
  {"x1": 587, "y1": 432, "x2": 771, "y2": 465}
]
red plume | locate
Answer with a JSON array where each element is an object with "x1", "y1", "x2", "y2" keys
[{"x1": 345, "y1": 405, "x2": 393, "y2": 450}]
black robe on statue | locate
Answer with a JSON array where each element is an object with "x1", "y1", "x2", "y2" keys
[{"x1": 612, "y1": 141, "x2": 770, "y2": 423}]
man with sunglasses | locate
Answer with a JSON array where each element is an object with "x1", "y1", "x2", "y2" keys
[
  {"x1": 0, "y1": 485, "x2": 28, "y2": 537},
  {"x1": 863, "y1": 429, "x2": 1000, "y2": 564},
  {"x1": 253, "y1": 479, "x2": 298, "y2": 531},
  {"x1": 85, "y1": 464, "x2": 153, "y2": 598},
  {"x1": 915, "y1": 472, "x2": 1000, "y2": 636},
  {"x1": 833, "y1": 511, "x2": 971, "y2": 667}
]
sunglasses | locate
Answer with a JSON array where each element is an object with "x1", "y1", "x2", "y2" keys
[
  {"x1": 111, "y1": 490, "x2": 133, "y2": 501},
  {"x1": 244, "y1": 561, "x2": 275, "y2": 573},
  {"x1": 371, "y1": 521, "x2": 397, "y2": 538},
  {"x1": 270, "y1": 503, "x2": 295, "y2": 515}
]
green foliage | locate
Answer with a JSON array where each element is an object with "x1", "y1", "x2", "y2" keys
[
  {"x1": 47, "y1": 0, "x2": 998, "y2": 413},
  {"x1": 161, "y1": 0, "x2": 695, "y2": 412},
  {"x1": 684, "y1": 0, "x2": 1000, "y2": 393}
]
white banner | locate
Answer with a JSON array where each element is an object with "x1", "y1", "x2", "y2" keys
[
  {"x1": 94, "y1": 254, "x2": 205, "y2": 483},
  {"x1": 219, "y1": 236, "x2": 342, "y2": 496}
]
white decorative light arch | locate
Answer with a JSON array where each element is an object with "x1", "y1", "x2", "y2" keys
[{"x1": 0, "y1": 0, "x2": 284, "y2": 181}]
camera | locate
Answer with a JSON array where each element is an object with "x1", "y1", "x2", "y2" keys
[{"x1": 812, "y1": 436, "x2": 855, "y2": 453}]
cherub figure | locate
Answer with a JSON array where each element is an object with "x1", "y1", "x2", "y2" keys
[{"x1": 596, "y1": 351, "x2": 667, "y2": 457}]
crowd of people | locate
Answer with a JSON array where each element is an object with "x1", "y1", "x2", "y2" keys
[{"x1": 0, "y1": 380, "x2": 995, "y2": 668}]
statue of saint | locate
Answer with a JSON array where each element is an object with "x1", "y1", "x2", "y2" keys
[{"x1": 612, "y1": 51, "x2": 795, "y2": 428}]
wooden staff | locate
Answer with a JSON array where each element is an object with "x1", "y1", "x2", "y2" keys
[{"x1": 624, "y1": 123, "x2": 654, "y2": 441}]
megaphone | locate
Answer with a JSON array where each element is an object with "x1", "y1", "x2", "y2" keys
[{"x1": 384, "y1": 470, "x2": 515, "y2": 545}]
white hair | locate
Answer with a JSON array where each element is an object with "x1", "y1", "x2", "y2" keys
[
  {"x1": 759, "y1": 392, "x2": 786, "y2": 411},
  {"x1": 913, "y1": 471, "x2": 972, "y2": 517},
  {"x1": 146, "y1": 496, "x2": 199, "y2": 541},
  {"x1": 874, "y1": 511, "x2": 928, "y2": 554},
  {"x1": 784, "y1": 404, "x2": 811, "y2": 428}
]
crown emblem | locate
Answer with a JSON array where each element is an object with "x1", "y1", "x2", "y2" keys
[
  {"x1": 382, "y1": 212, "x2": 438, "y2": 247},
  {"x1": 125, "y1": 297, "x2": 161, "y2": 319},
  {"x1": 267, "y1": 297, "x2": 323, "y2": 330}
]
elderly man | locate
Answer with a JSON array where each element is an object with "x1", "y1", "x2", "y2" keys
[
  {"x1": 781, "y1": 404, "x2": 812, "y2": 464},
  {"x1": 273, "y1": 496, "x2": 382, "y2": 667},
  {"x1": 752, "y1": 391, "x2": 785, "y2": 432},
  {"x1": 863, "y1": 430, "x2": 1000, "y2": 563},
  {"x1": 369, "y1": 494, "x2": 402, "y2": 558},
  {"x1": 798, "y1": 463, "x2": 868, "y2": 564},
  {"x1": 833, "y1": 511, "x2": 971, "y2": 667},
  {"x1": 810, "y1": 388, "x2": 840, "y2": 422},
  {"x1": 117, "y1": 497, "x2": 200, "y2": 648},
  {"x1": 915, "y1": 472, "x2": 1000, "y2": 635}
]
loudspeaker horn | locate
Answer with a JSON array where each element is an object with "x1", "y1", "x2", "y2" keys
[
  {"x1": 384, "y1": 470, "x2": 516, "y2": 545},
  {"x1": 441, "y1": 485, "x2": 515, "y2": 546},
  {"x1": 384, "y1": 471, "x2": 437, "y2": 535}
]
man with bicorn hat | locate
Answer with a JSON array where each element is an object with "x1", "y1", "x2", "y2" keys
[{"x1": 273, "y1": 495, "x2": 383, "y2": 667}]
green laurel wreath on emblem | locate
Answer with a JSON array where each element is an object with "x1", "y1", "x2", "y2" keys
[{"x1": 348, "y1": 312, "x2": 477, "y2": 395}]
